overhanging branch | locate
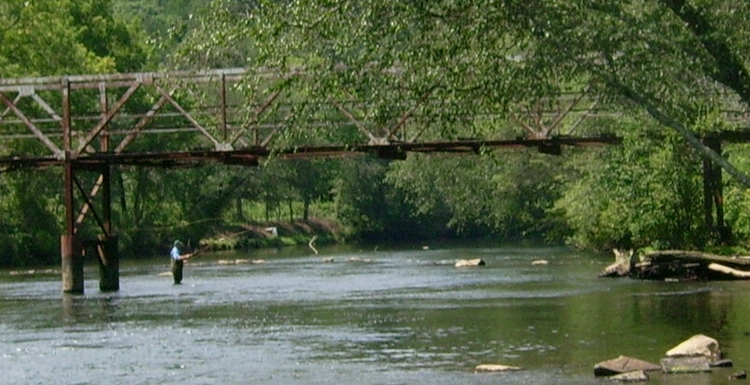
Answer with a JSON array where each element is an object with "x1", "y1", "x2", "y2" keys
[{"x1": 612, "y1": 81, "x2": 750, "y2": 188}]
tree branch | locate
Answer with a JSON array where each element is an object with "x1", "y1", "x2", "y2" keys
[
  {"x1": 611, "y1": 80, "x2": 750, "y2": 188},
  {"x1": 660, "y1": 0, "x2": 750, "y2": 106}
]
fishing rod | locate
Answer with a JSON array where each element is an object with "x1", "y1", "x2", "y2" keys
[
  {"x1": 188, "y1": 245, "x2": 211, "y2": 258},
  {"x1": 185, "y1": 239, "x2": 210, "y2": 259}
]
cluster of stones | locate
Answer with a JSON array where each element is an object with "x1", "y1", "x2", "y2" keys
[{"x1": 594, "y1": 334, "x2": 745, "y2": 382}]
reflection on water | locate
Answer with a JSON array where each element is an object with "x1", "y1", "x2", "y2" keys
[
  {"x1": 2, "y1": 244, "x2": 750, "y2": 385},
  {"x1": 62, "y1": 294, "x2": 122, "y2": 324}
]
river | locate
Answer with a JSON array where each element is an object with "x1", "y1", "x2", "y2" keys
[{"x1": 1, "y1": 243, "x2": 749, "y2": 384}]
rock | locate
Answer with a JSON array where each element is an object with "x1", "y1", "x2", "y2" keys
[
  {"x1": 532, "y1": 259, "x2": 549, "y2": 265},
  {"x1": 322, "y1": 257, "x2": 334, "y2": 263},
  {"x1": 710, "y1": 359, "x2": 734, "y2": 367},
  {"x1": 455, "y1": 258, "x2": 486, "y2": 268},
  {"x1": 660, "y1": 356, "x2": 711, "y2": 373},
  {"x1": 594, "y1": 356, "x2": 662, "y2": 376},
  {"x1": 730, "y1": 370, "x2": 747, "y2": 380},
  {"x1": 609, "y1": 371, "x2": 649, "y2": 382},
  {"x1": 665, "y1": 334, "x2": 721, "y2": 360},
  {"x1": 474, "y1": 364, "x2": 522, "y2": 372}
]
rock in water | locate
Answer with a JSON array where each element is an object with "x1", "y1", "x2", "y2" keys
[
  {"x1": 660, "y1": 356, "x2": 711, "y2": 373},
  {"x1": 665, "y1": 334, "x2": 721, "y2": 361},
  {"x1": 609, "y1": 371, "x2": 649, "y2": 382},
  {"x1": 455, "y1": 258, "x2": 486, "y2": 267},
  {"x1": 594, "y1": 356, "x2": 661, "y2": 376},
  {"x1": 474, "y1": 364, "x2": 522, "y2": 372}
]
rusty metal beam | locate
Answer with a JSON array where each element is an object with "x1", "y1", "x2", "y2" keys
[
  {"x1": 0, "y1": 68, "x2": 248, "y2": 91},
  {"x1": 114, "y1": 90, "x2": 172, "y2": 153},
  {"x1": 0, "y1": 91, "x2": 64, "y2": 158},
  {"x1": 156, "y1": 85, "x2": 223, "y2": 149},
  {"x1": 75, "y1": 82, "x2": 141, "y2": 155},
  {"x1": 0, "y1": 136, "x2": 624, "y2": 169},
  {"x1": 232, "y1": 88, "x2": 281, "y2": 147}
]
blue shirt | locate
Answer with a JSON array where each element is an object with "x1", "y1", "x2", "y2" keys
[{"x1": 171, "y1": 246, "x2": 182, "y2": 260}]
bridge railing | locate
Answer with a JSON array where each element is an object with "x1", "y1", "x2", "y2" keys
[{"x1": 0, "y1": 67, "x2": 624, "y2": 168}]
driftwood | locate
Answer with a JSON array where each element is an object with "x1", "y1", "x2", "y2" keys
[
  {"x1": 707, "y1": 263, "x2": 750, "y2": 278},
  {"x1": 633, "y1": 250, "x2": 750, "y2": 281}
]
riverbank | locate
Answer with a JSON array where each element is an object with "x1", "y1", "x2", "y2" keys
[{"x1": 199, "y1": 217, "x2": 345, "y2": 252}]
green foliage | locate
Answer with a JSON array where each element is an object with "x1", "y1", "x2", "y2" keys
[
  {"x1": 386, "y1": 152, "x2": 564, "y2": 240},
  {"x1": 556, "y1": 124, "x2": 707, "y2": 251},
  {"x1": 332, "y1": 157, "x2": 432, "y2": 241},
  {"x1": 0, "y1": 0, "x2": 150, "y2": 77},
  {"x1": 7, "y1": 0, "x2": 750, "y2": 267}
]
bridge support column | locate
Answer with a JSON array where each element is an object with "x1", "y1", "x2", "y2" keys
[
  {"x1": 61, "y1": 234, "x2": 84, "y2": 294},
  {"x1": 702, "y1": 136, "x2": 731, "y2": 244},
  {"x1": 97, "y1": 235, "x2": 119, "y2": 292}
]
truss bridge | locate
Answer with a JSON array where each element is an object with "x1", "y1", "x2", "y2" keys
[{"x1": 0, "y1": 68, "x2": 620, "y2": 293}]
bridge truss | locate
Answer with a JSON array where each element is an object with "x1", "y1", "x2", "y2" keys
[{"x1": 0, "y1": 68, "x2": 618, "y2": 293}]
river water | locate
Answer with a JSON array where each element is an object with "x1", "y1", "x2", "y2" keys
[{"x1": 2, "y1": 243, "x2": 750, "y2": 385}]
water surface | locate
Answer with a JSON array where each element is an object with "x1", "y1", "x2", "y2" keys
[{"x1": 2, "y1": 244, "x2": 749, "y2": 384}]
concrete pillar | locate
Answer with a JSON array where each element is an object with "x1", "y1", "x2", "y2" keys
[
  {"x1": 97, "y1": 235, "x2": 119, "y2": 292},
  {"x1": 61, "y1": 234, "x2": 84, "y2": 294}
]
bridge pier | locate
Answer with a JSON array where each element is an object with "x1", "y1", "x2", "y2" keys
[
  {"x1": 702, "y1": 136, "x2": 731, "y2": 244},
  {"x1": 97, "y1": 235, "x2": 119, "y2": 292},
  {"x1": 61, "y1": 234, "x2": 84, "y2": 294},
  {"x1": 62, "y1": 159, "x2": 120, "y2": 293}
]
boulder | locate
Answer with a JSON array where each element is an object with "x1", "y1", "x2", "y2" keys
[
  {"x1": 594, "y1": 356, "x2": 661, "y2": 376},
  {"x1": 660, "y1": 356, "x2": 711, "y2": 373},
  {"x1": 665, "y1": 334, "x2": 721, "y2": 360},
  {"x1": 609, "y1": 371, "x2": 649, "y2": 382},
  {"x1": 455, "y1": 258, "x2": 486, "y2": 267},
  {"x1": 474, "y1": 364, "x2": 522, "y2": 372}
]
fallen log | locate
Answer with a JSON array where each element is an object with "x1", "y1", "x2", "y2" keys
[
  {"x1": 633, "y1": 250, "x2": 750, "y2": 281},
  {"x1": 643, "y1": 250, "x2": 750, "y2": 268}
]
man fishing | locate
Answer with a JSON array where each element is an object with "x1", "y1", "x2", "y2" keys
[{"x1": 170, "y1": 240, "x2": 193, "y2": 284}]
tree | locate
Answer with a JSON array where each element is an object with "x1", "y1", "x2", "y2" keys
[
  {"x1": 186, "y1": 1, "x2": 750, "y2": 183},
  {"x1": 555, "y1": 123, "x2": 707, "y2": 251},
  {"x1": 0, "y1": 0, "x2": 152, "y2": 264}
]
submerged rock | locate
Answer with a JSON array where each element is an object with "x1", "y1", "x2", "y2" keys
[
  {"x1": 730, "y1": 370, "x2": 747, "y2": 380},
  {"x1": 594, "y1": 355, "x2": 661, "y2": 377},
  {"x1": 660, "y1": 356, "x2": 711, "y2": 373},
  {"x1": 609, "y1": 370, "x2": 649, "y2": 382},
  {"x1": 710, "y1": 359, "x2": 734, "y2": 368}
]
